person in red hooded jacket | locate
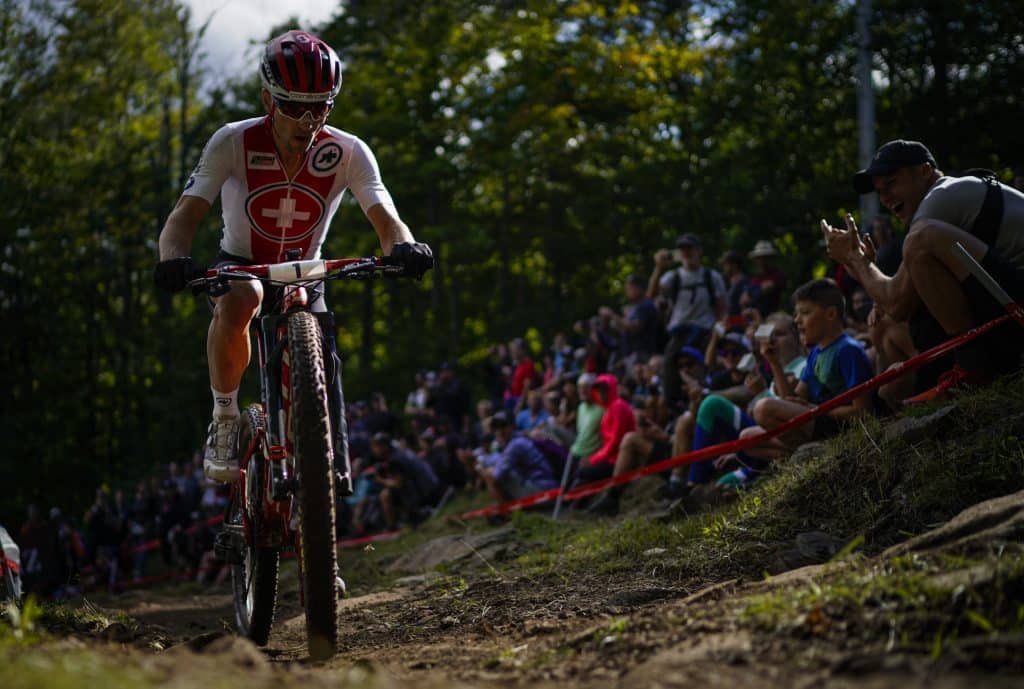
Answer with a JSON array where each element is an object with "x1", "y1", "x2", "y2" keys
[{"x1": 572, "y1": 374, "x2": 636, "y2": 489}]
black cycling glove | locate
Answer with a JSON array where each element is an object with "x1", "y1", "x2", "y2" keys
[
  {"x1": 389, "y1": 242, "x2": 434, "y2": 279},
  {"x1": 154, "y1": 256, "x2": 197, "y2": 293}
]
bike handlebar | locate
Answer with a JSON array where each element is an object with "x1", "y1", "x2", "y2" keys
[{"x1": 188, "y1": 256, "x2": 408, "y2": 293}]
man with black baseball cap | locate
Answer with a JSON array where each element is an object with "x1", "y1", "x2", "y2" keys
[
  {"x1": 823, "y1": 138, "x2": 1024, "y2": 396},
  {"x1": 852, "y1": 140, "x2": 937, "y2": 195}
]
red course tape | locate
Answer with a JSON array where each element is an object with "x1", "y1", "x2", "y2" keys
[{"x1": 449, "y1": 312, "x2": 1018, "y2": 521}]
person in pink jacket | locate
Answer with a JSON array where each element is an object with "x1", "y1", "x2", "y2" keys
[{"x1": 572, "y1": 374, "x2": 637, "y2": 488}]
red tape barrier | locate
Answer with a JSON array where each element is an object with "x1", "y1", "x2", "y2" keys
[
  {"x1": 451, "y1": 309, "x2": 1024, "y2": 521},
  {"x1": 78, "y1": 305, "x2": 1024, "y2": 589},
  {"x1": 82, "y1": 528, "x2": 404, "y2": 592}
]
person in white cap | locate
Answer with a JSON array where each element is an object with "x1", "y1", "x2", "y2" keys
[{"x1": 746, "y1": 240, "x2": 786, "y2": 314}]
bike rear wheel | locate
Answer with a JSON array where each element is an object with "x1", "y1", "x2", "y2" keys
[
  {"x1": 231, "y1": 405, "x2": 280, "y2": 645},
  {"x1": 288, "y1": 311, "x2": 339, "y2": 660}
]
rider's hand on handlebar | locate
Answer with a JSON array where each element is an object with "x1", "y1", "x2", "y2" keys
[
  {"x1": 388, "y1": 242, "x2": 434, "y2": 280},
  {"x1": 154, "y1": 257, "x2": 199, "y2": 293}
]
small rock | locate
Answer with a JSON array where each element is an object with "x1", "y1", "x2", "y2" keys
[
  {"x1": 101, "y1": 621, "x2": 135, "y2": 643},
  {"x1": 787, "y1": 441, "x2": 828, "y2": 465},
  {"x1": 607, "y1": 587, "x2": 676, "y2": 607},
  {"x1": 881, "y1": 404, "x2": 955, "y2": 444}
]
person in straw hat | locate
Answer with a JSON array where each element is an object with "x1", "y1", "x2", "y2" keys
[{"x1": 746, "y1": 239, "x2": 787, "y2": 314}]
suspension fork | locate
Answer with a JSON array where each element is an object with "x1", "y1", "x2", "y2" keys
[{"x1": 315, "y1": 311, "x2": 353, "y2": 497}]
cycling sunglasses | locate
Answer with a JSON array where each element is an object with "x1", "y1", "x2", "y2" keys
[{"x1": 274, "y1": 97, "x2": 333, "y2": 122}]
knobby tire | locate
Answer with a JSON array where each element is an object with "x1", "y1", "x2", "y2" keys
[
  {"x1": 232, "y1": 404, "x2": 280, "y2": 646},
  {"x1": 288, "y1": 311, "x2": 339, "y2": 660}
]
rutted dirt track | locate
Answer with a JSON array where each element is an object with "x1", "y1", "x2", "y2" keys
[{"x1": 89, "y1": 489, "x2": 1024, "y2": 689}]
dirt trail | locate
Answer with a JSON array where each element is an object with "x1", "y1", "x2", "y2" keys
[{"x1": 86, "y1": 491, "x2": 1024, "y2": 689}]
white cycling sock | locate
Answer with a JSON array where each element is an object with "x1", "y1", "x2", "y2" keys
[{"x1": 211, "y1": 387, "x2": 240, "y2": 418}]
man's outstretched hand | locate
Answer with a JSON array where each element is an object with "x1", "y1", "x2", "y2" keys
[
  {"x1": 390, "y1": 242, "x2": 434, "y2": 279},
  {"x1": 821, "y1": 213, "x2": 870, "y2": 267}
]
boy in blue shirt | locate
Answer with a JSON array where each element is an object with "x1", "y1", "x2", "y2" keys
[{"x1": 743, "y1": 278, "x2": 873, "y2": 459}]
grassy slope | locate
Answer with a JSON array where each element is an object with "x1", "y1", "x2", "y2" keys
[{"x1": 5, "y1": 372, "x2": 1024, "y2": 683}]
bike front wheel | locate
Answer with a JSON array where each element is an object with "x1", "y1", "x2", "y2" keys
[
  {"x1": 288, "y1": 311, "x2": 339, "y2": 660},
  {"x1": 231, "y1": 404, "x2": 280, "y2": 645}
]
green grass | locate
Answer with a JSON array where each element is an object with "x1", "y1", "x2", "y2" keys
[
  {"x1": 338, "y1": 372, "x2": 1024, "y2": 597},
  {"x1": 740, "y1": 547, "x2": 1024, "y2": 658},
  {"x1": 37, "y1": 599, "x2": 138, "y2": 635},
  {"x1": 10, "y1": 373, "x2": 1024, "y2": 682},
  {"x1": 362, "y1": 371, "x2": 1024, "y2": 591}
]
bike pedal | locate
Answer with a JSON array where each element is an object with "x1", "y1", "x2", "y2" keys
[{"x1": 214, "y1": 529, "x2": 246, "y2": 565}]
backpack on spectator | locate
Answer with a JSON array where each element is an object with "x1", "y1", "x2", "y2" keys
[
  {"x1": 665, "y1": 266, "x2": 717, "y2": 308},
  {"x1": 959, "y1": 168, "x2": 1004, "y2": 245}
]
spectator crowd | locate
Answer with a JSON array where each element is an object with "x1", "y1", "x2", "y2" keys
[{"x1": 13, "y1": 139, "x2": 1024, "y2": 598}]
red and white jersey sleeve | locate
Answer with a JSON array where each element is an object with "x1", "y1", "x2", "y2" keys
[{"x1": 181, "y1": 116, "x2": 395, "y2": 263}]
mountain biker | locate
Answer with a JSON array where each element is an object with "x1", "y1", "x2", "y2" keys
[{"x1": 154, "y1": 30, "x2": 434, "y2": 483}]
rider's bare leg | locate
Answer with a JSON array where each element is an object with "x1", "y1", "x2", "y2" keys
[{"x1": 208, "y1": 280, "x2": 264, "y2": 412}]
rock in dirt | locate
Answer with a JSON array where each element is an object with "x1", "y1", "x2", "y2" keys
[
  {"x1": 101, "y1": 621, "x2": 136, "y2": 643},
  {"x1": 882, "y1": 488, "x2": 1024, "y2": 557},
  {"x1": 167, "y1": 632, "x2": 268, "y2": 670},
  {"x1": 201, "y1": 635, "x2": 269, "y2": 669},
  {"x1": 619, "y1": 476, "x2": 667, "y2": 513},
  {"x1": 386, "y1": 525, "x2": 518, "y2": 573},
  {"x1": 173, "y1": 631, "x2": 227, "y2": 652},
  {"x1": 607, "y1": 587, "x2": 678, "y2": 608},
  {"x1": 770, "y1": 531, "x2": 847, "y2": 574},
  {"x1": 881, "y1": 404, "x2": 956, "y2": 445},
  {"x1": 787, "y1": 441, "x2": 828, "y2": 465}
]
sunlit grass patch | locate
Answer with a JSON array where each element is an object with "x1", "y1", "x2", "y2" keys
[{"x1": 740, "y1": 546, "x2": 1024, "y2": 659}]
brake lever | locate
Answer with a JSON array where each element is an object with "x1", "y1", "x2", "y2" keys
[{"x1": 209, "y1": 280, "x2": 232, "y2": 297}]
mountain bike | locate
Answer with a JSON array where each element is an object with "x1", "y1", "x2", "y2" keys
[{"x1": 190, "y1": 251, "x2": 407, "y2": 660}]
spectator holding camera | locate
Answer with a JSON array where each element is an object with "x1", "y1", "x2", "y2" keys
[
  {"x1": 671, "y1": 311, "x2": 807, "y2": 491},
  {"x1": 745, "y1": 278, "x2": 873, "y2": 457},
  {"x1": 823, "y1": 139, "x2": 1024, "y2": 395},
  {"x1": 608, "y1": 274, "x2": 662, "y2": 368}
]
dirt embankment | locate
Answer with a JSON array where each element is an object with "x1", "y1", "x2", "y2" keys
[
  {"x1": 8, "y1": 387, "x2": 1024, "y2": 689},
  {"x1": 7, "y1": 486, "x2": 1018, "y2": 689}
]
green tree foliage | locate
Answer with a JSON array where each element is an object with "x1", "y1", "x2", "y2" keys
[
  {"x1": 0, "y1": 0, "x2": 206, "y2": 521},
  {"x1": 2, "y1": 0, "x2": 1022, "y2": 524}
]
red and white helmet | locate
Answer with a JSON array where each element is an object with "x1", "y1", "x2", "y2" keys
[{"x1": 259, "y1": 30, "x2": 342, "y2": 103}]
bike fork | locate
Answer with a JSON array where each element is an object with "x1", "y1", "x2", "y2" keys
[{"x1": 321, "y1": 323, "x2": 353, "y2": 497}]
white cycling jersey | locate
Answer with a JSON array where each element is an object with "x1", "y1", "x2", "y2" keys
[{"x1": 182, "y1": 116, "x2": 395, "y2": 263}]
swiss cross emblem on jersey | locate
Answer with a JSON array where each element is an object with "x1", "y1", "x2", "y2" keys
[{"x1": 245, "y1": 183, "x2": 326, "y2": 243}]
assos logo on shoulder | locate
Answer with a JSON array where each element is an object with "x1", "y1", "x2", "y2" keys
[{"x1": 245, "y1": 183, "x2": 325, "y2": 242}]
